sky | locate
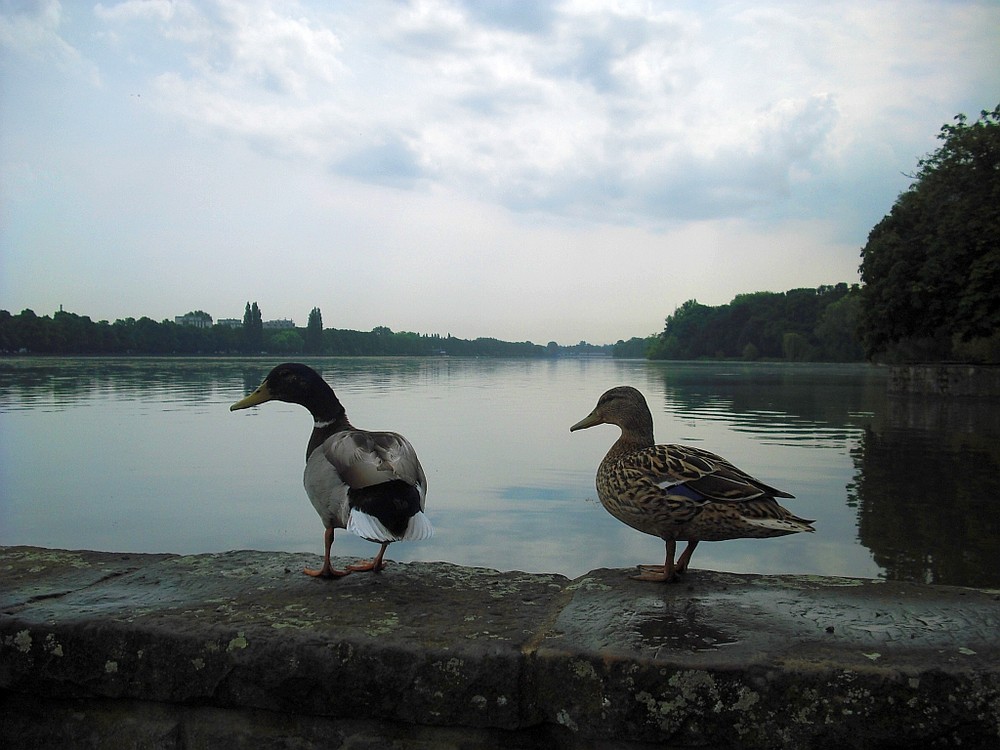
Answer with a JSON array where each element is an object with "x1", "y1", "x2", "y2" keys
[{"x1": 1, "y1": 1, "x2": 998, "y2": 345}]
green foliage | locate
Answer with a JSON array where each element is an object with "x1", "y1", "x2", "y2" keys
[
  {"x1": 649, "y1": 284, "x2": 863, "y2": 362},
  {"x1": 859, "y1": 105, "x2": 1000, "y2": 362},
  {"x1": 611, "y1": 336, "x2": 656, "y2": 358},
  {"x1": 0, "y1": 308, "x2": 549, "y2": 358},
  {"x1": 269, "y1": 329, "x2": 304, "y2": 354},
  {"x1": 305, "y1": 307, "x2": 323, "y2": 354},
  {"x1": 781, "y1": 332, "x2": 811, "y2": 361},
  {"x1": 557, "y1": 341, "x2": 614, "y2": 357},
  {"x1": 813, "y1": 293, "x2": 864, "y2": 362},
  {"x1": 242, "y1": 302, "x2": 264, "y2": 354}
]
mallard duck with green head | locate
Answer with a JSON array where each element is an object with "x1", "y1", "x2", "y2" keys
[
  {"x1": 571, "y1": 386, "x2": 814, "y2": 582},
  {"x1": 231, "y1": 363, "x2": 432, "y2": 578}
]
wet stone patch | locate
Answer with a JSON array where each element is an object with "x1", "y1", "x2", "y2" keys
[{"x1": 2, "y1": 547, "x2": 999, "y2": 749}]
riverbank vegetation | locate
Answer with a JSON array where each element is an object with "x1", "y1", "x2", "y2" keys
[
  {"x1": 858, "y1": 105, "x2": 999, "y2": 364},
  {"x1": 0, "y1": 307, "x2": 550, "y2": 358},
  {"x1": 645, "y1": 283, "x2": 863, "y2": 362}
]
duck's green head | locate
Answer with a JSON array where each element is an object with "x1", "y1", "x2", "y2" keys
[{"x1": 230, "y1": 362, "x2": 337, "y2": 413}]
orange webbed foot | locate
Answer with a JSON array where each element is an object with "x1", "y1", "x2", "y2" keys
[
  {"x1": 303, "y1": 565, "x2": 351, "y2": 579},
  {"x1": 346, "y1": 542, "x2": 390, "y2": 573},
  {"x1": 631, "y1": 564, "x2": 680, "y2": 583},
  {"x1": 346, "y1": 559, "x2": 389, "y2": 573}
]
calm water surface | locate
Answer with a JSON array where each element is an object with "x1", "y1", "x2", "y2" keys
[{"x1": 2, "y1": 357, "x2": 998, "y2": 587}]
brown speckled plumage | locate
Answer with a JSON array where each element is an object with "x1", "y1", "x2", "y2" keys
[{"x1": 571, "y1": 386, "x2": 814, "y2": 582}]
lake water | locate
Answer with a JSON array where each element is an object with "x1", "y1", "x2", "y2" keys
[{"x1": 1, "y1": 357, "x2": 998, "y2": 588}]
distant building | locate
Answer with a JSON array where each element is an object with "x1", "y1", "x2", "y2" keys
[
  {"x1": 174, "y1": 311, "x2": 213, "y2": 328},
  {"x1": 217, "y1": 318, "x2": 242, "y2": 328},
  {"x1": 263, "y1": 319, "x2": 295, "y2": 329}
]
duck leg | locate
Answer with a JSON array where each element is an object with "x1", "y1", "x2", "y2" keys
[
  {"x1": 304, "y1": 527, "x2": 352, "y2": 578},
  {"x1": 632, "y1": 539, "x2": 679, "y2": 582},
  {"x1": 675, "y1": 540, "x2": 699, "y2": 574},
  {"x1": 347, "y1": 541, "x2": 390, "y2": 573}
]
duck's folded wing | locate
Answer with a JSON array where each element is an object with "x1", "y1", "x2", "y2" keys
[
  {"x1": 323, "y1": 430, "x2": 427, "y2": 496},
  {"x1": 640, "y1": 444, "x2": 793, "y2": 503}
]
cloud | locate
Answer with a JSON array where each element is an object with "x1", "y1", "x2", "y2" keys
[
  {"x1": 335, "y1": 135, "x2": 426, "y2": 187},
  {"x1": 129, "y1": 0, "x2": 345, "y2": 98},
  {"x1": 0, "y1": 0, "x2": 99, "y2": 83},
  {"x1": 1, "y1": 0, "x2": 998, "y2": 343},
  {"x1": 457, "y1": 0, "x2": 557, "y2": 35},
  {"x1": 68, "y1": 0, "x2": 998, "y2": 236},
  {"x1": 94, "y1": 0, "x2": 175, "y2": 23}
]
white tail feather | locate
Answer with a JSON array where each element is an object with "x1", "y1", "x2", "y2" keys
[
  {"x1": 745, "y1": 516, "x2": 814, "y2": 533},
  {"x1": 347, "y1": 510, "x2": 434, "y2": 543},
  {"x1": 346, "y1": 510, "x2": 394, "y2": 542},
  {"x1": 404, "y1": 511, "x2": 434, "y2": 540}
]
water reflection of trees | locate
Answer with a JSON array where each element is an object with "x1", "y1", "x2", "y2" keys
[
  {"x1": 0, "y1": 358, "x2": 257, "y2": 410},
  {"x1": 848, "y1": 397, "x2": 1000, "y2": 588},
  {"x1": 649, "y1": 363, "x2": 885, "y2": 443},
  {"x1": 0, "y1": 357, "x2": 519, "y2": 410}
]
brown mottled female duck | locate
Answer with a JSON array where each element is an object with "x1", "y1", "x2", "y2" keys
[
  {"x1": 571, "y1": 386, "x2": 814, "y2": 582},
  {"x1": 231, "y1": 363, "x2": 432, "y2": 578}
]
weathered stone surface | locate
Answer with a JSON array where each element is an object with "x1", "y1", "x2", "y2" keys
[
  {"x1": 2, "y1": 546, "x2": 999, "y2": 749},
  {"x1": 534, "y1": 569, "x2": 1000, "y2": 747},
  {"x1": 1, "y1": 548, "x2": 567, "y2": 731},
  {"x1": 0, "y1": 694, "x2": 571, "y2": 750},
  {"x1": 888, "y1": 363, "x2": 1000, "y2": 396}
]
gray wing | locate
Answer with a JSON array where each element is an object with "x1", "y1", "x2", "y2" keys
[{"x1": 323, "y1": 430, "x2": 427, "y2": 505}]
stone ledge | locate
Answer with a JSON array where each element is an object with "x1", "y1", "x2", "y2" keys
[
  {"x1": 888, "y1": 363, "x2": 1000, "y2": 396},
  {"x1": 2, "y1": 546, "x2": 999, "y2": 749}
]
